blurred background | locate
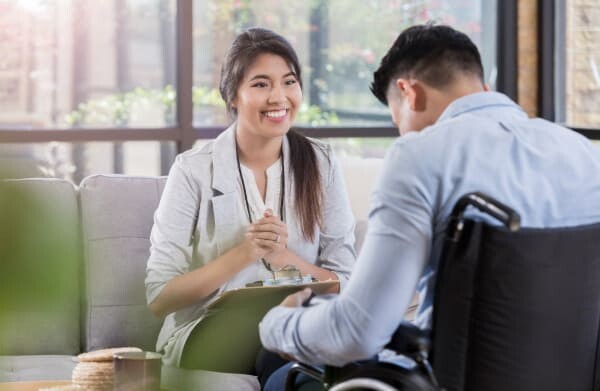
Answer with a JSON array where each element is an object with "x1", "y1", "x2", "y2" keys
[{"x1": 0, "y1": 0, "x2": 597, "y2": 183}]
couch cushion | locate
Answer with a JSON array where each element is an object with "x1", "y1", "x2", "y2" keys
[
  {"x1": 0, "y1": 355, "x2": 76, "y2": 382},
  {"x1": 79, "y1": 175, "x2": 166, "y2": 352},
  {"x1": 0, "y1": 179, "x2": 80, "y2": 356}
]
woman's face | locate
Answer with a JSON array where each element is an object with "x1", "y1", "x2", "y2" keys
[{"x1": 233, "y1": 53, "x2": 302, "y2": 139}]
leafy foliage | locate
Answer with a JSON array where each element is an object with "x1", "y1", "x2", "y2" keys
[
  {"x1": 0, "y1": 179, "x2": 79, "y2": 357},
  {"x1": 64, "y1": 85, "x2": 338, "y2": 127}
]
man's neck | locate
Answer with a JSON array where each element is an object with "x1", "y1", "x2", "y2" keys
[
  {"x1": 430, "y1": 77, "x2": 486, "y2": 122},
  {"x1": 444, "y1": 76, "x2": 486, "y2": 103}
]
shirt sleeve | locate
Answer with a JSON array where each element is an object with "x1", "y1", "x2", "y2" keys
[
  {"x1": 145, "y1": 155, "x2": 200, "y2": 305},
  {"x1": 316, "y1": 146, "x2": 357, "y2": 292},
  {"x1": 259, "y1": 141, "x2": 434, "y2": 366}
]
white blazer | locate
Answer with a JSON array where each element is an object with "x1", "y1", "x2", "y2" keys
[{"x1": 145, "y1": 123, "x2": 356, "y2": 366}]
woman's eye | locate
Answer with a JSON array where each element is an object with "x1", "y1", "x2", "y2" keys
[
  {"x1": 252, "y1": 82, "x2": 268, "y2": 88},
  {"x1": 285, "y1": 79, "x2": 297, "y2": 86}
]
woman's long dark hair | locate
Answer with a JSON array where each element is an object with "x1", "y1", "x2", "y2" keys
[{"x1": 219, "y1": 27, "x2": 323, "y2": 241}]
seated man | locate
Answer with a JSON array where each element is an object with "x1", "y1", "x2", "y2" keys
[{"x1": 258, "y1": 23, "x2": 600, "y2": 389}]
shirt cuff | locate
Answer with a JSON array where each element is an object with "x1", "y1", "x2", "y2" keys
[
  {"x1": 259, "y1": 305, "x2": 303, "y2": 356},
  {"x1": 333, "y1": 271, "x2": 349, "y2": 292}
]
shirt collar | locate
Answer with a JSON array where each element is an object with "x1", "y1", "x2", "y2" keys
[
  {"x1": 211, "y1": 123, "x2": 237, "y2": 194},
  {"x1": 436, "y1": 91, "x2": 526, "y2": 123}
]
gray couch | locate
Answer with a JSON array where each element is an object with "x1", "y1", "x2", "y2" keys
[{"x1": 0, "y1": 171, "x2": 378, "y2": 389}]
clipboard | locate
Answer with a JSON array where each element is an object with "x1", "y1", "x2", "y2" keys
[{"x1": 180, "y1": 280, "x2": 338, "y2": 374}]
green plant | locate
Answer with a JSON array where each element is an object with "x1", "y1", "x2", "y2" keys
[
  {"x1": 296, "y1": 103, "x2": 339, "y2": 126},
  {"x1": 64, "y1": 86, "x2": 176, "y2": 127},
  {"x1": 192, "y1": 86, "x2": 226, "y2": 107},
  {"x1": 64, "y1": 85, "x2": 339, "y2": 127},
  {"x1": 0, "y1": 179, "x2": 78, "y2": 358}
]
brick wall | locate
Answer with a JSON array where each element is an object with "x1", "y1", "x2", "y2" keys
[
  {"x1": 566, "y1": 1, "x2": 600, "y2": 127},
  {"x1": 518, "y1": 0, "x2": 538, "y2": 117}
]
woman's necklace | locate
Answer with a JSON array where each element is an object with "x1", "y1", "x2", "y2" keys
[{"x1": 235, "y1": 139, "x2": 285, "y2": 272}]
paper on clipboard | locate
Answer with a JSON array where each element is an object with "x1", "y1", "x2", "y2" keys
[
  {"x1": 180, "y1": 280, "x2": 338, "y2": 374},
  {"x1": 207, "y1": 279, "x2": 338, "y2": 310}
]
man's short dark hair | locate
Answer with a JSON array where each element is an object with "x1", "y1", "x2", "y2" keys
[{"x1": 370, "y1": 23, "x2": 484, "y2": 106}]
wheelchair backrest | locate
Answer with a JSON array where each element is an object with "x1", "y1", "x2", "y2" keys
[{"x1": 432, "y1": 220, "x2": 600, "y2": 391}]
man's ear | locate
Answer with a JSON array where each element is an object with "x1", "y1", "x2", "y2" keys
[{"x1": 396, "y1": 78, "x2": 425, "y2": 111}]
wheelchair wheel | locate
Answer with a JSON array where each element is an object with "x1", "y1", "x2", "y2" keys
[
  {"x1": 329, "y1": 377, "x2": 399, "y2": 391},
  {"x1": 330, "y1": 362, "x2": 439, "y2": 391}
]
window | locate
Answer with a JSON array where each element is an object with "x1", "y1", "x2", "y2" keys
[
  {"x1": 0, "y1": 0, "x2": 500, "y2": 178},
  {"x1": 0, "y1": 0, "x2": 176, "y2": 129},
  {"x1": 193, "y1": 0, "x2": 497, "y2": 128}
]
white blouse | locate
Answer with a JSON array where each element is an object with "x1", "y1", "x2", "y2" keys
[
  {"x1": 238, "y1": 158, "x2": 283, "y2": 224},
  {"x1": 238, "y1": 158, "x2": 283, "y2": 280}
]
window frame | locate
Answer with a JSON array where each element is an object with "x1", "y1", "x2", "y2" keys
[
  {"x1": 539, "y1": 0, "x2": 600, "y2": 140},
  {"x1": 0, "y1": 0, "x2": 519, "y2": 170}
]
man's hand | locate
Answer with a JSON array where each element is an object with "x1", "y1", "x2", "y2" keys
[
  {"x1": 280, "y1": 288, "x2": 313, "y2": 308},
  {"x1": 279, "y1": 352, "x2": 297, "y2": 361}
]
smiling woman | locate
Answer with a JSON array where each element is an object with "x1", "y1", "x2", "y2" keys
[{"x1": 144, "y1": 27, "x2": 357, "y2": 384}]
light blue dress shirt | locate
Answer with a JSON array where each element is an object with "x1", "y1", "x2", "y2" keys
[{"x1": 259, "y1": 91, "x2": 600, "y2": 366}]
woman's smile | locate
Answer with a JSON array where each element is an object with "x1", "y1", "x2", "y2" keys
[{"x1": 262, "y1": 108, "x2": 289, "y2": 123}]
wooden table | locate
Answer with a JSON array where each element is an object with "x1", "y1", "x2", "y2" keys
[
  {"x1": 0, "y1": 380, "x2": 71, "y2": 391},
  {"x1": 0, "y1": 381, "x2": 170, "y2": 391}
]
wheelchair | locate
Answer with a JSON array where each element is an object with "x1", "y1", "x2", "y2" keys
[{"x1": 286, "y1": 192, "x2": 600, "y2": 391}]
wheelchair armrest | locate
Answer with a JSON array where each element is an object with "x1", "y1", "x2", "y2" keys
[
  {"x1": 385, "y1": 323, "x2": 431, "y2": 357},
  {"x1": 285, "y1": 362, "x2": 324, "y2": 391}
]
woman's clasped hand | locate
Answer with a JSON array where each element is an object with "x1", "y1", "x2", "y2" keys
[{"x1": 244, "y1": 208, "x2": 288, "y2": 267}]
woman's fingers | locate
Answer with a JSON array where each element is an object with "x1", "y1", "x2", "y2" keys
[
  {"x1": 246, "y1": 231, "x2": 286, "y2": 249},
  {"x1": 250, "y1": 222, "x2": 286, "y2": 234},
  {"x1": 253, "y1": 238, "x2": 280, "y2": 250},
  {"x1": 250, "y1": 231, "x2": 282, "y2": 242},
  {"x1": 253, "y1": 220, "x2": 286, "y2": 230},
  {"x1": 255, "y1": 213, "x2": 286, "y2": 226},
  {"x1": 247, "y1": 232, "x2": 285, "y2": 244},
  {"x1": 250, "y1": 215, "x2": 288, "y2": 251},
  {"x1": 247, "y1": 211, "x2": 288, "y2": 251}
]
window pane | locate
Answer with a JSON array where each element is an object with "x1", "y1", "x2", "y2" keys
[
  {"x1": 193, "y1": 0, "x2": 497, "y2": 127},
  {"x1": 562, "y1": 1, "x2": 600, "y2": 129},
  {"x1": 0, "y1": 0, "x2": 176, "y2": 129},
  {"x1": 0, "y1": 141, "x2": 173, "y2": 182}
]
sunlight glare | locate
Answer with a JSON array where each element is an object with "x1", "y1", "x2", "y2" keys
[{"x1": 15, "y1": 0, "x2": 50, "y2": 15}]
